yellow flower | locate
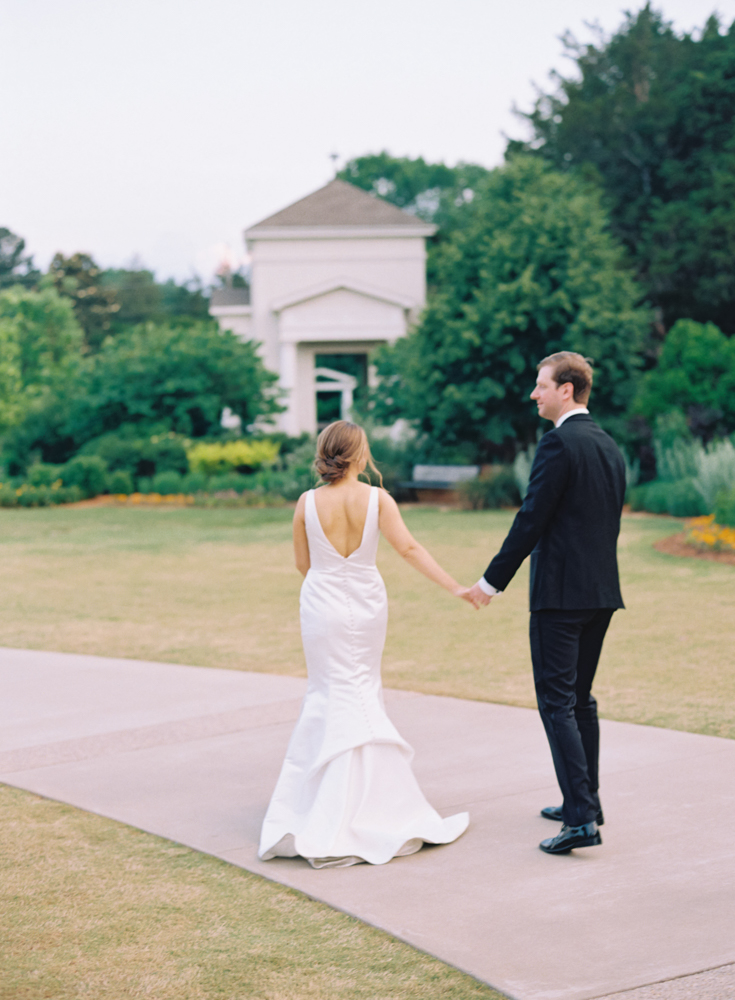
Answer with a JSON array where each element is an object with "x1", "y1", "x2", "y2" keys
[{"x1": 685, "y1": 514, "x2": 735, "y2": 552}]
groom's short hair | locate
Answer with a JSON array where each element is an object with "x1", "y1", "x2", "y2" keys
[{"x1": 538, "y1": 352, "x2": 594, "y2": 404}]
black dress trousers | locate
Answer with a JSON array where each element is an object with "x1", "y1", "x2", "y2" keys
[{"x1": 529, "y1": 607, "x2": 615, "y2": 827}]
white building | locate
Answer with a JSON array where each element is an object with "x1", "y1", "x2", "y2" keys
[{"x1": 209, "y1": 179, "x2": 435, "y2": 436}]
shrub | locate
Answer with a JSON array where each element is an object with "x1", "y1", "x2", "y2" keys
[
  {"x1": 268, "y1": 432, "x2": 312, "y2": 457},
  {"x1": 137, "y1": 477, "x2": 152, "y2": 494},
  {"x1": 151, "y1": 470, "x2": 184, "y2": 495},
  {"x1": 17, "y1": 485, "x2": 49, "y2": 507},
  {"x1": 627, "y1": 478, "x2": 707, "y2": 517},
  {"x1": 0, "y1": 485, "x2": 16, "y2": 507},
  {"x1": 459, "y1": 467, "x2": 520, "y2": 510},
  {"x1": 60, "y1": 455, "x2": 108, "y2": 498},
  {"x1": 254, "y1": 467, "x2": 315, "y2": 502},
  {"x1": 107, "y1": 469, "x2": 134, "y2": 494},
  {"x1": 643, "y1": 482, "x2": 672, "y2": 514},
  {"x1": 207, "y1": 472, "x2": 250, "y2": 494},
  {"x1": 693, "y1": 439, "x2": 735, "y2": 510},
  {"x1": 253, "y1": 438, "x2": 317, "y2": 501},
  {"x1": 714, "y1": 487, "x2": 735, "y2": 528},
  {"x1": 181, "y1": 471, "x2": 208, "y2": 493},
  {"x1": 0, "y1": 483, "x2": 83, "y2": 507},
  {"x1": 193, "y1": 491, "x2": 285, "y2": 508},
  {"x1": 366, "y1": 435, "x2": 416, "y2": 499},
  {"x1": 187, "y1": 439, "x2": 280, "y2": 476},
  {"x1": 26, "y1": 463, "x2": 63, "y2": 487},
  {"x1": 654, "y1": 437, "x2": 698, "y2": 482},
  {"x1": 80, "y1": 431, "x2": 189, "y2": 483},
  {"x1": 665, "y1": 479, "x2": 709, "y2": 517},
  {"x1": 626, "y1": 484, "x2": 647, "y2": 512}
]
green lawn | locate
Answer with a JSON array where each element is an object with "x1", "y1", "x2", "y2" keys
[
  {"x1": 0, "y1": 784, "x2": 500, "y2": 1000},
  {"x1": 2, "y1": 504, "x2": 733, "y2": 999},
  {"x1": 0, "y1": 504, "x2": 733, "y2": 737}
]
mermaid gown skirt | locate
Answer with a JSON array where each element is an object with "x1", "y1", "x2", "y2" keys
[{"x1": 258, "y1": 486, "x2": 469, "y2": 868}]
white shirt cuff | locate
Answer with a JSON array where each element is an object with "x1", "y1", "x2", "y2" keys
[{"x1": 477, "y1": 577, "x2": 501, "y2": 596}]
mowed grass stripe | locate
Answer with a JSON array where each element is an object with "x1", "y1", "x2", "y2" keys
[{"x1": 0, "y1": 506, "x2": 733, "y2": 737}]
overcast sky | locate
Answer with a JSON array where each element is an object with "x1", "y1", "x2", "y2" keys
[{"x1": 2, "y1": 0, "x2": 733, "y2": 282}]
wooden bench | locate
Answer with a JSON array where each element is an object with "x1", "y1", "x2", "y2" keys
[{"x1": 398, "y1": 464, "x2": 480, "y2": 503}]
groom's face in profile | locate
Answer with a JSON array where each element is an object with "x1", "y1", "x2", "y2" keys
[{"x1": 531, "y1": 366, "x2": 572, "y2": 424}]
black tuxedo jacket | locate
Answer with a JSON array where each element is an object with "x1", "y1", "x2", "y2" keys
[{"x1": 484, "y1": 414, "x2": 626, "y2": 611}]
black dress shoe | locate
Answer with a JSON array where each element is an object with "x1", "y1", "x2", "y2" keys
[
  {"x1": 541, "y1": 805, "x2": 604, "y2": 826},
  {"x1": 539, "y1": 822, "x2": 602, "y2": 854}
]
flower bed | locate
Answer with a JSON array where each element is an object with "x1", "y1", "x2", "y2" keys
[
  {"x1": 0, "y1": 487, "x2": 290, "y2": 510},
  {"x1": 686, "y1": 515, "x2": 735, "y2": 554},
  {"x1": 124, "y1": 490, "x2": 285, "y2": 508},
  {"x1": 124, "y1": 492, "x2": 194, "y2": 506}
]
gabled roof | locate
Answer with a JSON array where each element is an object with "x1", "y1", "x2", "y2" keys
[
  {"x1": 271, "y1": 277, "x2": 415, "y2": 313},
  {"x1": 248, "y1": 179, "x2": 427, "y2": 230}
]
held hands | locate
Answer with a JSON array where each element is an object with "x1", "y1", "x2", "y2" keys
[
  {"x1": 454, "y1": 584, "x2": 493, "y2": 610},
  {"x1": 466, "y1": 582, "x2": 494, "y2": 608}
]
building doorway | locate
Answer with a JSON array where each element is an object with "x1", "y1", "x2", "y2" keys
[{"x1": 315, "y1": 353, "x2": 368, "y2": 430}]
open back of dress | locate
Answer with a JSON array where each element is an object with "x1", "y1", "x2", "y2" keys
[{"x1": 258, "y1": 486, "x2": 469, "y2": 868}]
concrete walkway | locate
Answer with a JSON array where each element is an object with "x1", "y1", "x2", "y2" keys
[{"x1": 1, "y1": 646, "x2": 734, "y2": 1000}]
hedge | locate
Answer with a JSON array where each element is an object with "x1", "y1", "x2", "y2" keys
[{"x1": 627, "y1": 478, "x2": 708, "y2": 517}]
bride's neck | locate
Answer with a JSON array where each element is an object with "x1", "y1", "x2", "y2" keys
[{"x1": 331, "y1": 464, "x2": 365, "y2": 487}]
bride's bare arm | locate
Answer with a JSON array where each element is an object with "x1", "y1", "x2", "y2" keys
[
  {"x1": 293, "y1": 493, "x2": 310, "y2": 576},
  {"x1": 378, "y1": 490, "x2": 478, "y2": 604}
]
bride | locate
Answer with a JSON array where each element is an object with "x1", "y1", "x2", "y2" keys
[{"x1": 258, "y1": 420, "x2": 475, "y2": 868}]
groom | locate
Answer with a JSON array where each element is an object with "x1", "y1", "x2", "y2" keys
[{"x1": 468, "y1": 352, "x2": 626, "y2": 855}]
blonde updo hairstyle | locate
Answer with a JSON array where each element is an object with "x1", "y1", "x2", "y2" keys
[{"x1": 314, "y1": 421, "x2": 382, "y2": 486}]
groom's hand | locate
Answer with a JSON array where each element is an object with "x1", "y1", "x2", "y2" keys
[{"x1": 467, "y1": 582, "x2": 494, "y2": 607}]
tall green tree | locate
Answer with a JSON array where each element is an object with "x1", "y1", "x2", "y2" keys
[
  {"x1": 101, "y1": 267, "x2": 163, "y2": 327},
  {"x1": 101, "y1": 267, "x2": 211, "y2": 328},
  {"x1": 337, "y1": 152, "x2": 489, "y2": 227},
  {"x1": 75, "y1": 322, "x2": 281, "y2": 439},
  {"x1": 0, "y1": 287, "x2": 84, "y2": 432},
  {"x1": 0, "y1": 228, "x2": 40, "y2": 289},
  {"x1": 338, "y1": 152, "x2": 460, "y2": 216},
  {"x1": 372, "y1": 157, "x2": 650, "y2": 457},
  {"x1": 159, "y1": 276, "x2": 210, "y2": 320},
  {"x1": 0, "y1": 319, "x2": 22, "y2": 432},
  {"x1": 49, "y1": 252, "x2": 120, "y2": 350},
  {"x1": 509, "y1": 5, "x2": 735, "y2": 334},
  {"x1": 337, "y1": 153, "x2": 492, "y2": 288}
]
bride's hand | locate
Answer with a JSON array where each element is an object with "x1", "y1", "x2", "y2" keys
[{"x1": 454, "y1": 586, "x2": 482, "y2": 609}]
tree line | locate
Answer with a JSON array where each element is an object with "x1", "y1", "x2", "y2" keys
[
  {"x1": 2, "y1": 3, "x2": 734, "y2": 482},
  {"x1": 0, "y1": 235, "x2": 277, "y2": 475}
]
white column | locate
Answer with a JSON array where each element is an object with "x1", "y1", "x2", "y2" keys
[
  {"x1": 341, "y1": 385, "x2": 354, "y2": 421},
  {"x1": 278, "y1": 341, "x2": 300, "y2": 436}
]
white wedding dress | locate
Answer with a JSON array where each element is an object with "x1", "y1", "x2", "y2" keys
[{"x1": 258, "y1": 486, "x2": 469, "y2": 868}]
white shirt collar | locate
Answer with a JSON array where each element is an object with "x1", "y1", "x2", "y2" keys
[{"x1": 555, "y1": 407, "x2": 589, "y2": 428}]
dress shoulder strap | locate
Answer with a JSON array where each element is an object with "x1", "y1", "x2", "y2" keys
[
  {"x1": 304, "y1": 488, "x2": 317, "y2": 530},
  {"x1": 365, "y1": 484, "x2": 380, "y2": 537}
]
